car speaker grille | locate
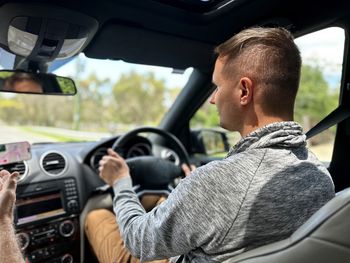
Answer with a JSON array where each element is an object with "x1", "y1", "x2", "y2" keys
[
  {"x1": 0, "y1": 161, "x2": 28, "y2": 181},
  {"x1": 41, "y1": 152, "x2": 67, "y2": 176}
]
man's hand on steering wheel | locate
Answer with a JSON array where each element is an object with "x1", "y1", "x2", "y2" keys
[
  {"x1": 99, "y1": 148, "x2": 197, "y2": 186},
  {"x1": 99, "y1": 148, "x2": 130, "y2": 186},
  {"x1": 181, "y1": 164, "x2": 196, "y2": 177}
]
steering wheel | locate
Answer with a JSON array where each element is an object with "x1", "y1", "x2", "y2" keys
[{"x1": 111, "y1": 127, "x2": 191, "y2": 192}]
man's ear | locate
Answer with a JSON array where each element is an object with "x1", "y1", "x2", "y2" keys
[{"x1": 239, "y1": 77, "x2": 253, "y2": 105}]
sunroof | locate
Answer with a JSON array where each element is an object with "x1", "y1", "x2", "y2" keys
[{"x1": 153, "y1": 0, "x2": 236, "y2": 13}]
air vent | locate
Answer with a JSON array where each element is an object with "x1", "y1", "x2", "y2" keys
[
  {"x1": 90, "y1": 147, "x2": 107, "y2": 173},
  {"x1": 0, "y1": 161, "x2": 28, "y2": 182},
  {"x1": 40, "y1": 151, "x2": 67, "y2": 176}
]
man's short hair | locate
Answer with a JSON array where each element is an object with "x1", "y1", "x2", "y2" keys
[
  {"x1": 4, "y1": 72, "x2": 42, "y2": 91},
  {"x1": 215, "y1": 27, "x2": 302, "y2": 115}
]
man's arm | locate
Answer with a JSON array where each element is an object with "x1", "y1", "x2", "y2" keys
[
  {"x1": 0, "y1": 170, "x2": 25, "y2": 263},
  {"x1": 99, "y1": 149, "x2": 243, "y2": 261},
  {"x1": 112, "y1": 175, "x2": 212, "y2": 261},
  {"x1": 0, "y1": 219, "x2": 24, "y2": 263}
]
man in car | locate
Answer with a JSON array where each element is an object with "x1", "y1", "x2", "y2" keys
[
  {"x1": 0, "y1": 170, "x2": 24, "y2": 263},
  {"x1": 85, "y1": 27, "x2": 335, "y2": 262},
  {"x1": 2, "y1": 72, "x2": 43, "y2": 93}
]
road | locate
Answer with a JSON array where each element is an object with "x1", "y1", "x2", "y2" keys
[{"x1": 0, "y1": 125, "x2": 58, "y2": 144}]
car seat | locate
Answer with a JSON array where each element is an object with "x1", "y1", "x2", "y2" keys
[{"x1": 224, "y1": 188, "x2": 350, "y2": 263}]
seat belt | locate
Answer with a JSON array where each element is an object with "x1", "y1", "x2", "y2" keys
[
  {"x1": 176, "y1": 255, "x2": 184, "y2": 262},
  {"x1": 305, "y1": 105, "x2": 350, "y2": 139}
]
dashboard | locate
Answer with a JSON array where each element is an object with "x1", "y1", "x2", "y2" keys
[{"x1": 0, "y1": 135, "x2": 180, "y2": 263}]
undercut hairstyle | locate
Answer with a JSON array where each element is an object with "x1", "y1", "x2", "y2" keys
[{"x1": 215, "y1": 27, "x2": 302, "y2": 115}]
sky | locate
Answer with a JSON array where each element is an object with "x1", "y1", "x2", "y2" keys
[
  {"x1": 295, "y1": 27, "x2": 344, "y2": 88},
  {"x1": 53, "y1": 55, "x2": 194, "y2": 89},
  {"x1": 295, "y1": 27, "x2": 344, "y2": 65}
]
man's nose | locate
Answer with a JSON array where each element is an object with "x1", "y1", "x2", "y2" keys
[{"x1": 209, "y1": 88, "x2": 217, "y2": 104}]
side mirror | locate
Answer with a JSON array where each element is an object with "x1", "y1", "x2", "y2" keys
[
  {"x1": 191, "y1": 129, "x2": 230, "y2": 155},
  {"x1": 0, "y1": 70, "x2": 76, "y2": 95}
]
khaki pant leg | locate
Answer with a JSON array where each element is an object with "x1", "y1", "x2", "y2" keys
[
  {"x1": 85, "y1": 196, "x2": 169, "y2": 263},
  {"x1": 140, "y1": 195, "x2": 167, "y2": 212},
  {"x1": 156, "y1": 196, "x2": 167, "y2": 206},
  {"x1": 85, "y1": 209, "x2": 134, "y2": 263}
]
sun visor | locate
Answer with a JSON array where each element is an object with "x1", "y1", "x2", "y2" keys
[{"x1": 84, "y1": 23, "x2": 215, "y2": 71}]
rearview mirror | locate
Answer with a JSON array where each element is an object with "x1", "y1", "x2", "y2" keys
[{"x1": 0, "y1": 70, "x2": 77, "y2": 95}]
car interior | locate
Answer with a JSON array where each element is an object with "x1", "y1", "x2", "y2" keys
[{"x1": 0, "y1": 0, "x2": 350, "y2": 263}]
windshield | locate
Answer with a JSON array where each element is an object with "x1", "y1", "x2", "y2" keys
[{"x1": 0, "y1": 54, "x2": 192, "y2": 144}]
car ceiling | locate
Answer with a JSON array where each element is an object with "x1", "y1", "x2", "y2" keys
[{"x1": 1, "y1": 0, "x2": 350, "y2": 71}]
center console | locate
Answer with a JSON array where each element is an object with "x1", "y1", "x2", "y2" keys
[{"x1": 15, "y1": 178, "x2": 80, "y2": 263}]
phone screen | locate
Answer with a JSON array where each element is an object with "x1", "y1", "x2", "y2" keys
[{"x1": 0, "y1": 141, "x2": 31, "y2": 165}]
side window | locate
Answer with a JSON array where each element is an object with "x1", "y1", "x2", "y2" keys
[
  {"x1": 190, "y1": 100, "x2": 241, "y2": 156},
  {"x1": 295, "y1": 27, "x2": 344, "y2": 162},
  {"x1": 190, "y1": 27, "x2": 344, "y2": 162}
]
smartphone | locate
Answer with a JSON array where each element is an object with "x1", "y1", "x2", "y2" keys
[{"x1": 0, "y1": 141, "x2": 31, "y2": 165}]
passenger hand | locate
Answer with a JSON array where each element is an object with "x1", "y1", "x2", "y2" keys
[
  {"x1": 0, "y1": 170, "x2": 19, "y2": 222},
  {"x1": 181, "y1": 163, "x2": 196, "y2": 177},
  {"x1": 99, "y1": 148, "x2": 130, "y2": 186}
]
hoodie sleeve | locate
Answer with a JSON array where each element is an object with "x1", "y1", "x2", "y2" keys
[{"x1": 112, "y1": 160, "x2": 248, "y2": 261}]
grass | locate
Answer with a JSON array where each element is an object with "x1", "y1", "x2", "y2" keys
[{"x1": 19, "y1": 126, "x2": 86, "y2": 142}]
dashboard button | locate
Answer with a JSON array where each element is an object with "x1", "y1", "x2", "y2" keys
[
  {"x1": 59, "y1": 220, "x2": 75, "y2": 237},
  {"x1": 16, "y1": 232, "x2": 30, "y2": 251},
  {"x1": 61, "y1": 254, "x2": 73, "y2": 263}
]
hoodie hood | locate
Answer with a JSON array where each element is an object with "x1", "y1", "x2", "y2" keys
[{"x1": 228, "y1": 121, "x2": 306, "y2": 156}]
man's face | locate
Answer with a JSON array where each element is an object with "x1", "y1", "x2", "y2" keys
[
  {"x1": 210, "y1": 57, "x2": 242, "y2": 132},
  {"x1": 14, "y1": 80, "x2": 43, "y2": 93}
]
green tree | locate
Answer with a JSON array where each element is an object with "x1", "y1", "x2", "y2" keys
[
  {"x1": 9, "y1": 95, "x2": 74, "y2": 127},
  {"x1": 191, "y1": 100, "x2": 218, "y2": 128},
  {"x1": 112, "y1": 71, "x2": 166, "y2": 125},
  {"x1": 72, "y1": 57, "x2": 86, "y2": 130},
  {"x1": 295, "y1": 65, "x2": 339, "y2": 130},
  {"x1": 78, "y1": 73, "x2": 111, "y2": 130},
  {"x1": 0, "y1": 95, "x2": 24, "y2": 124},
  {"x1": 56, "y1": 77, "x2": 77, "y2": 94}
]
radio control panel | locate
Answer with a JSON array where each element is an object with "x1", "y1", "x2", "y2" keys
[
  {"x1": 15, "y1": 178, "x2": 80, "y2": 226},
  {"x1": 17, "y1": 217, "x2": 80, "y2": 263},
  {"x1": 15, "y1": 178, "x2": 81, "y2": 263}
]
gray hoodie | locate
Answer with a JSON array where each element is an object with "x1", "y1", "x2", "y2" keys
[{"x1": 113, "y1": 121, "x2": 335, "y2": 262}]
